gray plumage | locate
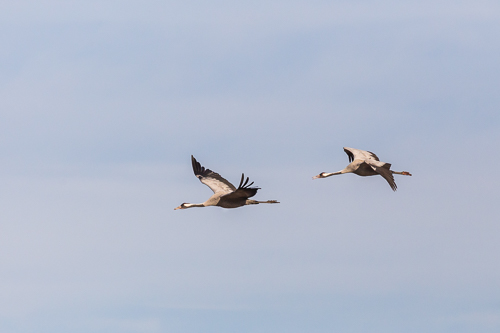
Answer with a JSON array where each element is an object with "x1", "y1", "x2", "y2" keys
[
  {"x1": 313, "y1": 147, "x2": 412, "y2": 191},
  {"x1": 175, "y1": 156, "x2": 279, "y2": 210}
]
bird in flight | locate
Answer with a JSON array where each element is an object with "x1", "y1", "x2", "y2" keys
[
  {"x1": 175, "y1": 156, "x2": 279, "y2": 210},
  {"x1": 312, "y1": 147, "x2": 412, "y2": 191}
]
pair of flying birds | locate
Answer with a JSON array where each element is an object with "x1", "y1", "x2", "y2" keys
[{"x1": 174, "y1": 147, "x2": 412, "y2": 210}]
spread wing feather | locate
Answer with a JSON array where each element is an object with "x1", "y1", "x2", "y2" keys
[
  {"x1": 191, "y1": 155, "x2": 236, "y2": 194},
  {"x1": 344, "y1": 147, "x2": 380, "y2": 162},
  {"x1": 367, "y1": 162, "x2": 398, "y2": 191},
  {"x1": 221, "y1": 173, "x2": 260, "y2": 200}
]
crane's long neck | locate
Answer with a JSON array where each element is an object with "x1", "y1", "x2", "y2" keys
[
  {"x1": 175, "y1": 202, "x2": 208, "y2": 210},
  {"x1": 313, "y1": 170, "x2": 348, "y2": 180},
  {"x1": 182, "y1": 203, "x2": 206, "y2": 209},
  {"x1": 323, "y1": 170, "x2": 345, "y2": 177}
]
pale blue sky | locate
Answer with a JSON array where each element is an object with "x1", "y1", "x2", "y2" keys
[{"x1": 1, "y1": 1, "x2": 499, "y2": 332}]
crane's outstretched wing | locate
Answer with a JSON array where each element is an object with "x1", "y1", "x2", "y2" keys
[
  {"x1": 191, "y1": 155, "x2": 236, "y2": 194},
  {"x1": 366, "y1": 161, "x2": 397, "y2": 191},
  {"x1": 344, "y1": 147, "x2": 380, "y2": 162},
  {"x1": 220, "y1": 173, "x2": 260, "y2": 200}
]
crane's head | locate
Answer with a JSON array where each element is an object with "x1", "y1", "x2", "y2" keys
[
  {"x1": 312, "y1": 171, "x2": 344, "y2": 179},
  {"x1": 312, "y1": 172, "x2": 327, "y2": 179},
  {"x1": 174, "y1": 203, "x2": 188, "y2": 210}
]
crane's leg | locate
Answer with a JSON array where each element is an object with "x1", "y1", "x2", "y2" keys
[
  {"x1": 246, "y1": 200, "x2": 280, "y2": 205},
  {"x1": 392, "y1": 171, "x2": 412, "y2": 176}
]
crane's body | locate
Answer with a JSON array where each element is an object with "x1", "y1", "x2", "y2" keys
[
  {"x1": 313, "y1": 147, "x2": 411, "y2": 191},
  {"x1": 175, "y1": 156, "x2": 279, "y2": 210}
]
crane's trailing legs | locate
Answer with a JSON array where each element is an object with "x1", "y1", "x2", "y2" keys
[
  {"x1": 392, "y1": 171, "x2": 412, "y2": 176},
  {"x1": 246, "y1": 200, "x2": 280, "y2": 205}
]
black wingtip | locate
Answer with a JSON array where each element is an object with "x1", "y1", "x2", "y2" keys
[
  {"x1": 237, "y1": 173, "x2": 259, "y2": 190},
  {"x1": 191, "y1": 155, "x2": 202, "y2": 176},
  {"x1": 238, "y1": 173, "x2": 244, "y2": 188},
  {"x1": 343, "y1": 147, "x2": 354, "y2": 163}
]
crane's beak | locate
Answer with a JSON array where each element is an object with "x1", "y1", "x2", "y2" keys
[
  {"x1": 174, "y1": 205, "x2": 182, "y2": 210},
  {"x1": 312, "y1": 174, "x2": 321, "y2": 180}
]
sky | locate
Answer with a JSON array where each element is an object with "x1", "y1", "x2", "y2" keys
[{"x1": 0, "y1": 1, "x2": 499, "y2": 332}]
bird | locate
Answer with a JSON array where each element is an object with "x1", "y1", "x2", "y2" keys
[
  {"x1": 312, "y1": 147, "x2": 412, "y2": 191},
  {"x1": 175, "y1": 156, "x2": 279, "y2": 210}
]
